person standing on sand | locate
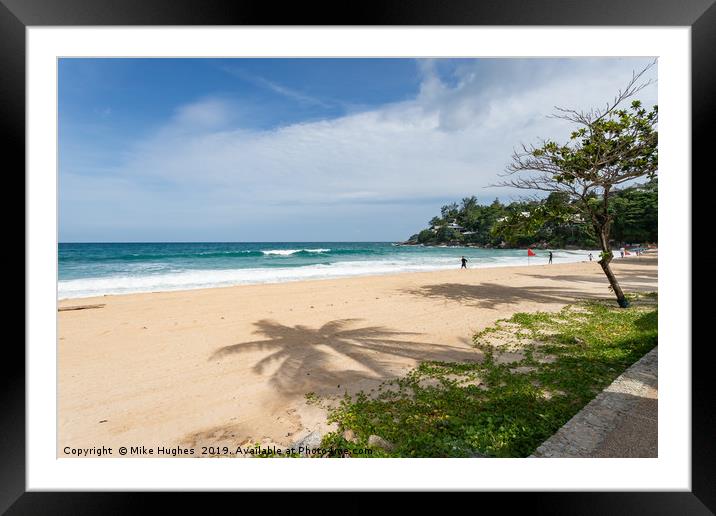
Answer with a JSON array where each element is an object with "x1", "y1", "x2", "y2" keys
[
  {"x1": 461, "y1": 256, "x2": 468, "y2": 269},
  {"x1": 588, "y1": 253, "x2": 593, "y2": 261},
  {"x1": 548, "y1": 251, "x2": 553, "y2": 264}
]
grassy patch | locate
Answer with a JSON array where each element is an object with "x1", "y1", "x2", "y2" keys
[{"x1": 318, "y1": 293, "x2": 657, "y2": 457}]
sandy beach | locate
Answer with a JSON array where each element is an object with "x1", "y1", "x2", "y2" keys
[{"x1": 58, "y1": 256, "x2": 657, "y2": 456}]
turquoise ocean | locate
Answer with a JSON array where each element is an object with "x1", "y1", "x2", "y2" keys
[{"x1": 58, "y1": 242, "x2": 599, "y2": 299}]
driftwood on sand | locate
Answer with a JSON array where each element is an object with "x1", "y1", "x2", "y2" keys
[{"x1": 58, "y1": 304, "x2": 106, "y2": 312}]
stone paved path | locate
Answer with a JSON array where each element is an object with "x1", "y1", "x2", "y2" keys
[{"x1": 531, "y1": 347, "x2": 658, "y2": 458}]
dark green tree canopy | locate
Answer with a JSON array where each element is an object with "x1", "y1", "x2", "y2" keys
[{"x1": 408, "y1": 181, "x2": 656, "y2": 249}]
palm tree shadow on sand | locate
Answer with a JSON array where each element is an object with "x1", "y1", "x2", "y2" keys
[
  {"x1": 402, "y1": 282, "x2": 584, "y2": 310},
  {"x1": 209, "y1": 319, "x2": 481, "y2": 394},
  {"x1": 403, "y1": 264, "x2": 657, "y2": 309}
]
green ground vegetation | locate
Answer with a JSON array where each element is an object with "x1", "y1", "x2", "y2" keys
[{"x1": 315, "y1": 292, "x2": 658, "y2": 457}]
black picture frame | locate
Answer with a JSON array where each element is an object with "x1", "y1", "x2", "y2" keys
[{"x1": 7, "y1": 0, "x2": 713, "y2": 512}]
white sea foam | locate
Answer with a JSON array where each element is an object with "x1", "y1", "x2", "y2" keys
[
  {"x1": 261, "y1": 249, "x2": 300, "y2": 256},
  {"x1": 260, "y1": 248, "x2": 330, "y2": 255},
  {"x1": 58, "y1": 249, "x2": 604, "y2": 299}
]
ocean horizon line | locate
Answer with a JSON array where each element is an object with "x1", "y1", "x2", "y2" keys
[{"x1": 59, "y1": 240, "x2": 400, "y2": 245}]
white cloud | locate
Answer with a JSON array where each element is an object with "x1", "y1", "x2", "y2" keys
[
  {"x1": 62, "y1": 58, "x2": 658, "y2": 240},
  {"x1": 171, "y1": 97, "x2": 235, "y2": 130}
]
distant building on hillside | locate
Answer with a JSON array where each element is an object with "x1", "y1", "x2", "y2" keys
[
  {"x1": 496, "y1": 212, "x2": 531, "y2": 223},
  {"x1": 430, "y1": 220, "x2": 467, "y2": 233}
]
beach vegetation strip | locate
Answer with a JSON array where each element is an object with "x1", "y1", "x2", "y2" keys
[{"x1": 314, "y1": 292, "x2": 658, "y2": 457}]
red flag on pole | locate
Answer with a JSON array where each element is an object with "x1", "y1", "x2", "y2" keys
[{"x1": 527, "y1": 249, "x2": 536, "y2": 257}]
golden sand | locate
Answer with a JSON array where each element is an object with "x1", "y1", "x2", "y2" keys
[{"x1": 58, "y1": 256, "x2": 657, "y2": 456}]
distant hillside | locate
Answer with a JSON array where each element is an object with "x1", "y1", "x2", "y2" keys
[{"x1": 403, "y1": 178, "x2": 657, "y2": 249}]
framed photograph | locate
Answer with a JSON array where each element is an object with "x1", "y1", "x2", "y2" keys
[{"x1": 9, "y1": 0, "x2": 713, "y2": 511}]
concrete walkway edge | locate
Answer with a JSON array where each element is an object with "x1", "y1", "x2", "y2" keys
[{"x1": 531, "y1": 346, "x2": 658, "y2": 458}]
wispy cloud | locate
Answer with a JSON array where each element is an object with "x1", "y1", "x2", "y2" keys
[{"x1": 221, "y1": 65, "x2": 334, "y2": 108}]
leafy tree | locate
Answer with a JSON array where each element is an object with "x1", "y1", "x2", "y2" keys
[
  {"x1": 497, "y1": 63, "x2": 658, "y2": 307},
  {"x1": 461, "y1": 196, "x2": 478, "y2": 213},
  {"x1": 610, "y1": 178, "x2": 658, "y2": 244},
  {"x1": 493, "y1": 198, "x2": 568, "y2": 246},
  {"x1": 417, "y1": 229, "x2": 435, "y2": 244},
  {"x1": 440, "y1": 202, "x2": 460, "y2": 221},
  {"x1": 410, "y1": 185, "x2": 652, "y2": 250},
  {"x1": 457, "y1": 196, "x2": 479, "y2": 229},
  {"x1": 436, "y1": 226, "x2": 463, "y2": 242}
]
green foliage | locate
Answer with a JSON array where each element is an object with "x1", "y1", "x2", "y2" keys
[
  {"x1": 518, "y1": 101, "x2": 658, "y2": 243},
  {"x1": 492, "y1": 195, "x2": 579, "y2": 246},
  {"x1": 537, "y1": 102, "x2": 657, "y2": 186},
  {"x1": 491, "y1": 180, "x2": 656, "y2": 248},
  {"x1": 610, "y1": 178, "x2": 658, "y2": 243},
  {"x1": 317, "y1": 294, "x2": 657, "y2": 457},
  {"x1": 417, "y1": 229, "x2": 435, "y2": 244},
  {"x1": 420, "y1": 197, "x2": 509, "y2": 246},
  {"x1": 416, "y1": 177, "x2": 655, "y2": 248},
  {"x1": 435, "y1": 226, "x2": 464, "y2": 242},
  {"x1": 441, "y1": 202, "x2": 460, "y2": 220},
  {"x1": 599, "y1": 250, "x2": 612, "y2": 261}
]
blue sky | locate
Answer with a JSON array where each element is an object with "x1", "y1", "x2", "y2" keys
[{"x1": 59, "y1": 58, "x2": 657, "y2": 242}]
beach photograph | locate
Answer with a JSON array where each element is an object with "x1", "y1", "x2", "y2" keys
[{"x1": 58, "y1": 57, "x2": 658, "y2": 459}]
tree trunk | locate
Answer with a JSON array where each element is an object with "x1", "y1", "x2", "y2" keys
[
  {"x1": 597, "y1": 228, "x2": 630, "y2": 308},
  {"x1": 599, "y1": 256, "x2": 630, "y2": 307}
]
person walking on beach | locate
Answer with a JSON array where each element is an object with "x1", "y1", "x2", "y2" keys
[
  {"x1": 461, "y1": 256, "x2": 468, "y2": 269},
  {"x1": 548, "y1": 251, "x2": 553, "y2": 264},
  {"x1": 588, "y1": 253, "x2": 593, "y2": 262}
]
